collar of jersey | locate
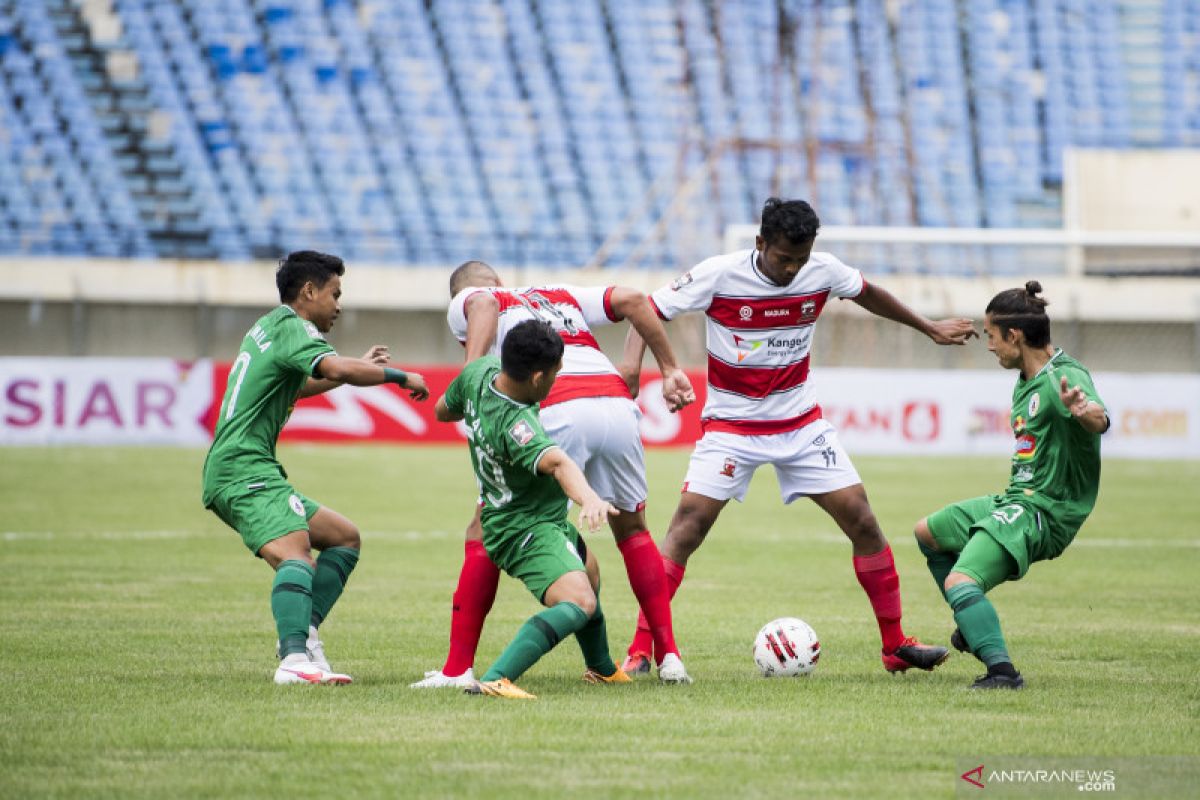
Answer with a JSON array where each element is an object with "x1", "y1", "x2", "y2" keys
[
  {"x1": 487, "y1": 378, "x2": 531, "y2": 407},
  {"x1": 1021, "y1": 348, "x2": 1064, "y2": 384},
  {"x1": 1033, "y1": 348, "x2": 1064, "y2": 380},
  {"x1": 749, "y1": 251, "x2": 787, "y2": 288},
  {"x1": 279, "y1": 304, "x2": 297, "y2": 317}
]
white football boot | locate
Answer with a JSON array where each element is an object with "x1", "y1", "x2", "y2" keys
[
  {"x1": 277, "y1": 626, "x2": 333, "y2": 671},
  {"x1": 409, "y1": 667, "x2": 476, "y2": 688},
  {"x1": 305, "y1": 626, "x2": 331, "y2": 671},
  {"x1": 273, "y1": 653, "x2": 352, "y2": 685},
  {"x1": 657, "y1": 653, "x2": 693, "y2": 685}
]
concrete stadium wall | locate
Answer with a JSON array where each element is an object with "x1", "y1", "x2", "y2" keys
[{"x1": 2, "y1": 258, "x2": 1198, "y2": 371}]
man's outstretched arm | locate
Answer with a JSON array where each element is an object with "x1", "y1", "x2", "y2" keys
[
  {"x1": 610, "y1": 287, "x2": 694, "y2": 411},
  {"x1": 852, "y1": 282, "x2": 978, "y2": 345}
]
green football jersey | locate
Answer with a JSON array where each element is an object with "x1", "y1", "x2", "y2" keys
[
  {"x1": 201, "y1": 305, "x2": 336, "y2": 504},
  {"x1": 443, "y1": 356, "x2": 567, "y2": 545},
  {"x1": 1004, "y1": 349, "x2": 1104, "y2": 555}
]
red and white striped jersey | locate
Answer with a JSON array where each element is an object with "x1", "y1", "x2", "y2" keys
[
  {"x1": 447, "y1": 284, "x2": 631, "y2": 408},
  {"x1": 651, "y1": 249, "x2": 864, "y2": 435}
]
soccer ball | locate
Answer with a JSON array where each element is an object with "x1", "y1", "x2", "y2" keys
[{"x1": 753, "y1": 617, "x2": 820, "y2": 677}]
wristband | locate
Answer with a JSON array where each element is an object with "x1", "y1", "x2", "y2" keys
[{"x1": 383, "y1": 367, "x2": 408, "y2": 386}]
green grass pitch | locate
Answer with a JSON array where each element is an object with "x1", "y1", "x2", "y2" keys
[{"x1": 1, "y1": 446, "x2": 1197, "y2": 798}]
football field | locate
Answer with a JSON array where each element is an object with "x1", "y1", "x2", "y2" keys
[{"x1": 1, "y1": 446, "x2": 1197, "y2": 798}]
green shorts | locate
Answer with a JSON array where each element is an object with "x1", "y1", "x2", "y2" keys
[
  {"x1": 484, "y1": 520, "x2": 588, "y2": 602},
  {"x1": 206, "y1": 476, "x2": 320, "y2": 556},
  {"x1": 926, "y1": 494, "x2": 1045, "y2": 590}
]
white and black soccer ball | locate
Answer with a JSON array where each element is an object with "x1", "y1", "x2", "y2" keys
[{"x1": 753, "y1": 617, "x2": 820, "y2": 677}]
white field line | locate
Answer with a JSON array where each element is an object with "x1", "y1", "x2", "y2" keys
[{"x1": 1, "y1": 530, "x2": 1196, "y2": 548}]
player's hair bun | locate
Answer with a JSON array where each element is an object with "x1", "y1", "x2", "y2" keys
[{"x1": 1023, "y1": 280, "x2": 1048, "y2": 311}]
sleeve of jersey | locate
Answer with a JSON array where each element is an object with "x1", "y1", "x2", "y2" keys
[
  {"x1": 278, "y1": 320, "x2": 337, "y2": 377},
  {"x1": 1057, "y1": 365, "x2": 1105, "y2": 412},
  {"x1": 503, "y1": 409, "x2": 558, "y2": 476},
  {"x1": 825, "y1": 253, "x2": 866, "y2": 299},
  {"x1": 650, "y1": 259, "x2": 722, "y2": 320},
  {"x1": 442, "y1": 370, "x2": 466, "y2": 415},
  {"x1": 566, "y1": 284, "x2": 621, "y2": 327},
  {"x1": 446, "y1": 289, "x2": 475, "y2": 343}
]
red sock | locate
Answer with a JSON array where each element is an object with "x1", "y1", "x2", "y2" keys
[
  {"x1": 617, "y1": 531, "x2": 679, "y2": 662},
  {"x1": 441, "y1": 540, "x2": 500, "y2": 677},
  {"x1": 628, "y1": 555, "x2": 685, "y2": 661},
  {"x1": 853, "y1": 545, "x2": 906, "y2": 653}
]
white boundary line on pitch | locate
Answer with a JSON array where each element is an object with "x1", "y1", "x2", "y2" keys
[
  {"x1": 2, "y1": 530, "x2": 1197, "y2": 548},
  {"x1": 0, "y1": 529, "x2": 458, "y2": 542}
]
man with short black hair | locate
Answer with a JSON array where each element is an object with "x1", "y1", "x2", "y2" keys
[
  {"x1": 436, "y1": 320, "x2": 627, "y2": 699},
  {"x1": 620, "y1": 198, "x2": 978, "y2": 676},
  {"x1": 202, "y1": 250, "x2": 429, "y2": 685}
]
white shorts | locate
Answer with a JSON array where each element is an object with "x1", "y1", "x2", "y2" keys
[
  {"x1": 682, "y1": 419, "x2": 862, "y2": 504},
  {"x1": 541, "y1": 396, "x2": 647, "y2": 512}
]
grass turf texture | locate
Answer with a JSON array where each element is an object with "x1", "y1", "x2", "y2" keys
[{"x1": 1, "y1": 446, "x2": 1197, "y2": 799}]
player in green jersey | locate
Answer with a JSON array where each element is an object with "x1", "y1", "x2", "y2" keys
[
  {"x1": 202, "y1": 250, "x2": 429, "y2": 685},
  {"x1": 914, "y1": 281, "x2": 1109, "y2": 689},
  {"x1": 435, "y1": 320, "x2": 627, "y2": 699}
]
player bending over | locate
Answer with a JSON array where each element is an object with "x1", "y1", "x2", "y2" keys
[
  {"x1": 621, "y1": 197, "x2": 977, "y2": 676},
  {"x1": 435, "y1": 320, "x2": 629, "y2": 699},
  {"x1": 914, "y1": 281, "x2": 1108, "y2": 689},
  {"x1": 412, "y1": 260, "x2": 694, "y2": 688},
  {"x1": 201, "y1": 250, "x2": 429, "y2": 685}
]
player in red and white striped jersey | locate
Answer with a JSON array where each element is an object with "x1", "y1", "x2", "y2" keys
[
  {"x1": 620, "y1": 198, "x2": 979, "y2": 675},
  {"x1": 411, "y1": 260, "x2": 696, "y2": 688}
]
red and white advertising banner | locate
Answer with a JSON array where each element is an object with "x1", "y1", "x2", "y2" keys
[
  {"x1": 0, "y1": 358, "x2": 213, "y2": 445},
  {"x1": 4, "y1": 359, "x2": 1199, "y2": 458},
  {"x1": 813, "y1": 368, "x2": 1200, "y2": 459}
]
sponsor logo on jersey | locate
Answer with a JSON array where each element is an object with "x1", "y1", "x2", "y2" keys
[
  {"x1": 731, "y1": 334, "x2": 764, "y2": 362},
  {"x1": 1012, "y1": 414, "x2": 1026, "y2": 434},
  {"x1": 763, "y1": 308, "x2": 790, "y2": 319},
  {"x1": 739, "y1": 305, "x2": 753, "y2": 321},
  {"x1": 670, "y1": 272, "x2": 694, "y2": 291},
  {"x1": 1028, "y1": 392, "x2": 1040, "y2": 418},
  {"x1": 1014, "y1": 465, "x2": 1034, "y2": 482},
  {"x1": 289, "y1": 494, "x2": 305, "y2": 516},
  {"x1": 731, "y1": 332, "x2": 809, "y2": 362},
  {"x1": 719, "y1": 457, "x2": 737, "y2": 477},
  {"x1": 1014, "y1": 433, "x2": 1038, "y2": 459},
  {"x1": 508, "y1": 419, "x2": 535, "y2": 446}
]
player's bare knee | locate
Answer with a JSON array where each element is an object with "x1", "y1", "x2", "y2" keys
[
  {"x1": 564, "y1": 585, "x2": 597, "y2": 617},
  {"x1": 341, "y1": 521, "x2": 361, "y2": 549},
  {"x1": 944, "y1": 572, "x2": 975, "y2": 592},
  {"x1": 914, "y1": 519, "x2": 937, "y2": 550},
  {"x1": 844, "y1": 506, "x2": 883, "y2": 547}
]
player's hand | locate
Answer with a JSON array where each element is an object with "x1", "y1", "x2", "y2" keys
[
  {"x1": 661, "y1": 368, "x2": 696, "y2": 412},
  {"x1": 928, "y1": 318, "x2": 979, "y2": 345},
  {"x1": 617, "y1": 363, "x2": 642, "y2": 399},
  {"x1": 404, "y1": 371, "x2": 430, "y2": 401},
  {"x1": 577, "y1": 497, "x2": 619, "y2": 533},
  {"x1": 361, "y1": 344, "x2": 391, "y2": 366},
  {"x1": 1059, "y1": 375, "x2": 1089, "y2": 417}
]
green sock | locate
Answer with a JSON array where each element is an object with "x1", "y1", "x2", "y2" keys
[
  {"x1": 946, "y1": 582, "x2": 1010, "y2": 667},
  {"x1": 481, "y1": 602, "x2": 589, "y2": 682},
  {"x1": 272, "y1": 560, "x2": 315, "y2": 657},
  {"x1": 310, "y1": 546, "x2": 360, "y2": 627},
  {"x1": 575, "y1": 596, "x2": 617, "y2": 676},
  {"x1": 918, "y1": 539, "x2": 957, "y2": 599}
]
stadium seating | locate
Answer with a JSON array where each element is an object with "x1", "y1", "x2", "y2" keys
[{"x1": 0, "y1": 0, "x2": 1196, "y2": 270}]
